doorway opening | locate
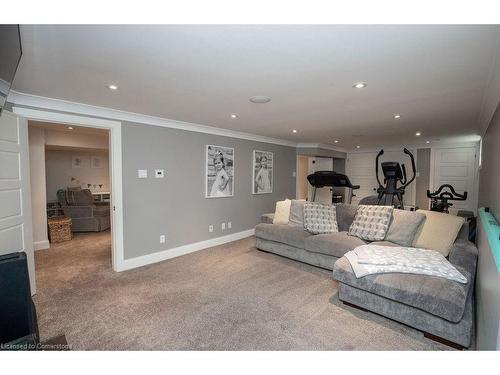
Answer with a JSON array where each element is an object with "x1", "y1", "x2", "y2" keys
[
  {"x1": 28, "y1": 120, "x2": 113, "y2": 274},
  {"x1": 296, "y1": 154, "x2": 347, "y2": 203}
]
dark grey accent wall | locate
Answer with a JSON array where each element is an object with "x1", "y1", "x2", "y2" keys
[
  {"x1": 479, "y1": 103, "x2": 500, "y2": 219},
  {"x1": 415, "y1": 148, "x2": 431, "y2": 210},
  {"x1": 476, "y1": 102, "x2": 500, "y2": 350},
  {"x1": 122, "y1": 122, "x2": 296, "y2": 260}
]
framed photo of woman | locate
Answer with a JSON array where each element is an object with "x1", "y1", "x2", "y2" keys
[
  {"x1": 252, "y1": 150, "x2": 273, "y2": 194},
  {"x1": 205, "y1": 145, "x2": 234, "y2": 198}
]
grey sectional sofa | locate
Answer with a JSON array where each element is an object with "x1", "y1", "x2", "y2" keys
[{"x1": 254, "y1": 203, "x2": 477, "y2": 348}]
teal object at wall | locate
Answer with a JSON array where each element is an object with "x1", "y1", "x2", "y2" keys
[
  {"x1": 475, "y1": 207, "x2": 500, "y2": 350},
  {"x1": 479, "y1": 208, "x2": 500, "y2": 272}
]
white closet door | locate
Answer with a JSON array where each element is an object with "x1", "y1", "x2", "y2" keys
[
  {"x1": 346, "y1": 152, "x2": 378, "y2": 205},
  {"x1": 431, "y1": 147, "x2": 478, "y2": 214},
  {"x1": 0, "y1": 110, "x2": 35, "y2": 293}
]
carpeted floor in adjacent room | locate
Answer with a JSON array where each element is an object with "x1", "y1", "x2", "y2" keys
[{"x1": 33, "y1": 231, "x2": 450, "y2": 350}]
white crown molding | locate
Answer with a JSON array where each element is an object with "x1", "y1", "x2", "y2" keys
[
  {"x1": 347, "y1": 141, "x2": 480, "y2": 154},
  {"x1": 118, "y1": 228, "x2": 255, "y2": 272},
  {"x1": 296, "y1": 142, "x2": 348, "y2": 153},
  {"x1": 8, "y1": 90, "x2": 297, "y2": 148}
]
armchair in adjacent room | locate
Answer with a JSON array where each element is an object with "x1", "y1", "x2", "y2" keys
[{"x1": 56, "y1": 188, "x2": 111, "y2": 232}]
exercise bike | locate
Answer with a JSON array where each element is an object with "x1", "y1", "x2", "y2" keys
[
  {"x1": 427, "y1": 184, "x2": 467, "y2": 213},
  {"x1": 360, "y1": 148, "x2": 416, "y2": 210},
  {"x1": 307, "y1": 171, "x2": 360, "y2": 204}
]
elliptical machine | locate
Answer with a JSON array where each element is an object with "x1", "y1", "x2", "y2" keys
[
  {"x1": 427, "y1": 184, "x2": 467, "y2": 213},
  {"x1": 371, "y1": 148, "x2": 416, "y2": 210}
]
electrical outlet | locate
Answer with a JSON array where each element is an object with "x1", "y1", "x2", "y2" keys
[
  {"x1": 227, "y1": 222, "x2": 232, "y2": 229},
  {"x1": 155, "y1": 169, "x2": 165, "y2": 178},
  {"x1": 292, "y1": 171, "x2": 296, "y2": 177},
  {"x1": 160, "y1": 235, "x2": 166, "y2": 244},
  {"x1": 208, "y1": 225, "x2": 214, "y2": 233},
  {"x1": 221, "y1": 222, "x2": 226, "y2": 230}
]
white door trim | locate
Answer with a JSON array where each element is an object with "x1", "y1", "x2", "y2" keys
[{"x1": 12, "y1": 107, "x2": 126, "y2": 272}]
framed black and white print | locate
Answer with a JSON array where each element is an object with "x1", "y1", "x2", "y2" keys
[
  {"x1": 205, "y1": 145, "x2": 234, "y2": 198},
  {"x1": 252, "y1": 150, "x2": 273, "y2": 194}
]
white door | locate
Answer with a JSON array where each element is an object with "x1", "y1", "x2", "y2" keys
[
  {"x1": 431, "y1": 147, "x2": 478, "y2": 214},
  {"x1": 308, "y1": 157, "x2": 333, "y2": 203},
  {"x1": 0, "y1": 111, "x2": 35, "y2": 293},
  {"x1": 346, "y1": 152, "x2": 378, "y2": 205},
  {"x1": 346, "y1": 149, "x2": 417, "y2": 206}
]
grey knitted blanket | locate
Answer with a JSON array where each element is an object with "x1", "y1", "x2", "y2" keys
[{"x1": 344, "y1": 244, "x2": 467, "y2": 284}]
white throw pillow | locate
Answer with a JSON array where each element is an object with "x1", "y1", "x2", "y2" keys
[
  {"x1": 273, "y1": 199, "x2": 291, "y2": 225},
  {"x1": 348, "y1": 205, "x2": 394, "y2": 241},
  {"x1": 303, "y1": 202, "x2": 338, "y2": 234},
  {"x1": 413, "y1": 210, "x2": 465, "y2": 256}
]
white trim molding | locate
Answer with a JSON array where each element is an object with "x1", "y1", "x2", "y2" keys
[
  {"x1": 119, "y1": 229, "x2": 255, "y2": 271},
  {"x1": 13, "y1": 107, "x2": 126, "y2": 273},
  {"x1": 33, "y1": 240, "x2": 50, "y2": 251},
  {"x1": 296, "y1": 142, "x2": 348, "y2": 153},
  {"x1": 9, "y1": 91, "x2": 297, "y2": 147}
]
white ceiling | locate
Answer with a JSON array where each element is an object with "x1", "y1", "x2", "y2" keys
[{"x1": 12, "y1": 25, "x2": 500, "y2": 148}]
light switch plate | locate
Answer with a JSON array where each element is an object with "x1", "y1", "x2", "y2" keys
[
  {"x1": 138, "y1": 169, "x2": 148, "y2": 179},
  {"x1": 155, "y1": 169, "x2": 165, "y2": 178}
]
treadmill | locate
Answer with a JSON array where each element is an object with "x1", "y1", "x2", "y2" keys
[{"x1": 307, "y1": 171, "x2": 360, "y2": 204}]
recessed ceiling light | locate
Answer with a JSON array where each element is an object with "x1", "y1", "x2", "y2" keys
[
  {"x1": 108, "y1": 84, "x2": 118, "y2": 90},
  {"x1": 249, "y1": 95, "x2": 271, "y2": 104},
  {"x1": 292, "y1": 129, "x2": 298, "y2": 134},
  {"x1": 394, "y1": 114, "x2": 401, "y2": 119},
  {"x1": 334, "y1": 140, "x2": 339, "y2": 143},
  {"x1": 230, "y1": 114, "x2": 237, "y2": 119},
  {"x1": 426, "y1": 140, "x2": 430, "y2": 144},
  {"x1": 67, "y1": 126, "x2": 73, "y2": 130},
  {"x1": 353, "y1": 82, "x2": 367, "y2": 89},
  {"x1": 415, "y1": 132, "x2": 421, "y2": 136},
  {"x1": 356, "y1": 145, "x2": 361, "y2": 149}
]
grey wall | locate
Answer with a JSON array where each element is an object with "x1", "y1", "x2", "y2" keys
[
  {"x1": 476, "y1": 102, "x2": 500, "y2": 350},
  {"x1": 45, "y1": 149, "x2": 110, "y2": 201},
  {"x1": 479, "y1": 103, "x2": 500, "y2": 219},
  {"x1": 122, "y1": 122, "x2": 296, "y2": 260},
  {"x1": 415, "y1": 148, "x2": 431, "y2": 209}
]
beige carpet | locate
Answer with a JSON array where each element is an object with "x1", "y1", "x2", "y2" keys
[{"x1": 33, "y1": 231, "x2": 449, "y2": 350}]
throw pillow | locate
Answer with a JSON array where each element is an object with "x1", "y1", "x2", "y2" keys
[
  {"x1": 385, "y1": 209, "x2": 426, "y2": 247},
  {"x1": 348, "y1": 205, "x2": 393, "y2": 241},
  {"x1": 413, "y1": 210, "x2": 465, "y2": 256},
  {"x1": 303, "y1": 202, "x2": 338, "y2": 234},
  {"x1": 273, "y1": 199, "x2": 291, "y2": 225},
  {"x1": 289, "y1": 199, "x2": 306, "y2": 226}
]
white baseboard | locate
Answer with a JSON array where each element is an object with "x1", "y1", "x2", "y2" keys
[
  {"x1": 118, "y1": 228, "x2": 255, "y2": 272},
  {"x1": 34, "y1": 240, "x2": 50, "y2": 251}
]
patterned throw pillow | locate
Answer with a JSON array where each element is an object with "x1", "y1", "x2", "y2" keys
[
  {"x1": 348, "y1": 205, "x2": 394, "y2": 241},
  {"x1": 303, "y1": 202, "x2": 338, "y2": 234}
]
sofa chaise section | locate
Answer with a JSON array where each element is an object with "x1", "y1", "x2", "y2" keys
[{"x1": 333, "y1": 237, "x2": 478, "y2": 348}]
